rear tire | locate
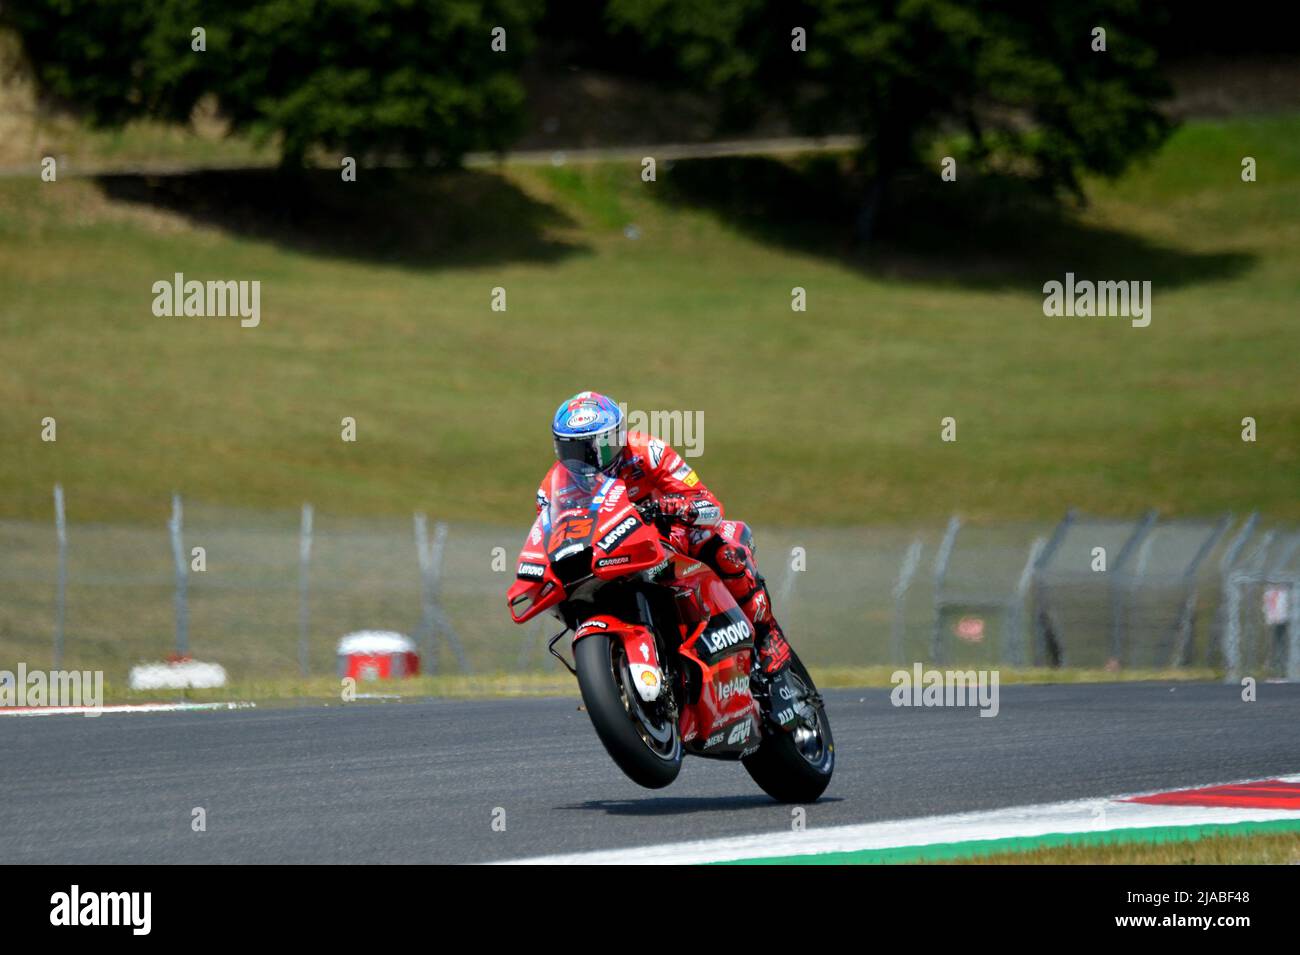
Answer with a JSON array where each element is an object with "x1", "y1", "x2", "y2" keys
[
  {"x1": 743, "y1": 652, "x2": 834, "y2": 803},
  {"x1": 575, "y1": 633, "x2": 682, "y2": 790}
]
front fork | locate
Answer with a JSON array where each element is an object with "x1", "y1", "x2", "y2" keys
[
  {"x1": 569, "y1": 594, "x2": 668, "y2": 704},
  {"x1": 626, "y1": 591, "x2": 671, "y2": 707}
]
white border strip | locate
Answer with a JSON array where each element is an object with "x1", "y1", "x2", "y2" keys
[
  {"x1": 0, "y1": 701, "x2": 257, "y2": 717},
  {"x1": 499, "y1": 775, "x2": 1300, "y2": 865}
]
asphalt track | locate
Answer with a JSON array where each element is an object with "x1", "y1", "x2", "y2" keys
[{"x1": 2, "y1": 682, "x2": 1297, "y2": 863}]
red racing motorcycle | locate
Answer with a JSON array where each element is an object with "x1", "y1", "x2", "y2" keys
[{"x1": 507, "y1": 466, "x2": 834, "y2": 802}]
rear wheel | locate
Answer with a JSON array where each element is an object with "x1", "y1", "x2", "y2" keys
[
  {"x1": 743, "y1": 652, "x2": 834, "y2": 802},
  {"x1": 575, "y1": 633, "x2": 682, "y2": 789}
]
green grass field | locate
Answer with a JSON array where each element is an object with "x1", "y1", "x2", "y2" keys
[
  {"x1": 2, "y1": 113, "x2": 1298, "y2": 529},
  {"x1": 946, "y1": 828, "x2": 1300, "y2": 865},
  {"x1": 731, "y1": 821, "x2": 1300, "y2": 865}
]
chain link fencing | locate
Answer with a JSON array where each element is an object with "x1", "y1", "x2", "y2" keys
[{"x1": 1, "y1": 488, "x2": 1295, "y2": 683}]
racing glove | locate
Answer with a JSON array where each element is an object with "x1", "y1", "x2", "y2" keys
[{"x1": 658, "y1": 493, "x2": 720, "y2": 527}]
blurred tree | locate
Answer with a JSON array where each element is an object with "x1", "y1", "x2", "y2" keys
[
  {"x1": 3, "y1": 0, "x2": 543, "y2": 167},
  {"x1": 605, "y1": 0, "x2": 1174, "y2": 238}
]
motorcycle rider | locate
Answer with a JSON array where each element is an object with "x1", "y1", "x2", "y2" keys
[{"x1": 539, "y1": 391, "x2": 800, "y2": 730}]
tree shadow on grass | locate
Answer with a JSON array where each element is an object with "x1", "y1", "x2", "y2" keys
[
  {"x1": 95, "y1": 166, "x2": 587, "y2": 270},
  {"x1": 656, "y1": 154, "x2": 1255, "y2": 291}
]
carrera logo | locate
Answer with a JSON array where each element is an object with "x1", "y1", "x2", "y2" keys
[
  {"x1": 596, "y1": 556, "x2": 630, "y2": 568},
  {"x1": 516, "y1": 562, "x2": 546, "y2": 579},
  {"x1": 597, "y1": 517, "x2": 638, "y2": 552},
  {"x1": 700, "y1": 618, "x2": 752, "y2": 654}
]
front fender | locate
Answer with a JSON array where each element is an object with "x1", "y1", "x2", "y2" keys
[{"x1": 574, "y1": 615, "x2": 663, "y2": 702}]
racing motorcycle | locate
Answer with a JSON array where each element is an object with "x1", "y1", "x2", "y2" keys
[{"x1": 506, "y1": 465, "x2": 834, "y2": 802}]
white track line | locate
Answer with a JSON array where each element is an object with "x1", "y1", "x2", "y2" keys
[
  {"x1": 0, "y1": 702, "x2": 256, "y2": 717},
  {"x1": 499, "y1": 775, "x2": 1300, "y2": 865}
]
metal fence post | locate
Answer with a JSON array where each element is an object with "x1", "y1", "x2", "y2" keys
[
  {"x1": 168, "y1": 493, "x2": 189, "y2": 658},
  {"x1": 298, "y1": 502, "x2": 313, "y2": 676},
  {"x1": 1225, "y1": 529, "x2": 1275, "y2": 681},
  {"x1": 1109, "y1": 510, "x2": 1156, "y2": 666},
  {"x1": 1287, "y1": 579, "x2": 1300, "y2": 682},
  {"x1": 929, "y1": 516, "x2": 961, "y2": 664},
  {"x1": 1032, "y1": 510, "x2": 1075, "y2": 666},
  {"x1": 891, "y1": 538, "x2": 922, "y2": 664},
  {"x1": 1223, "y1": 571, "x2": 1243, "y2": 683},
  {"x1": 414, "y1": 513, "x2": 437, "y2": 673},
  {"x1": 53, "y1": 483, "x2": 68, "y2": 669},
  {"x1": 776, "y1": 543, "x2": 800, "y2": 607},
  {"x1": 1007, "y1": 538, "x2": 1046, "y2": 666},
  {"x1": 1215, "y1": 514, "x2": 1258, "y2": 665},
  {"x1": 1171, "y1": 515, "x2": 1230, "y2": 666},
  {"x1": 414, "y1": 515, "x2": 472, "y2": 675}
]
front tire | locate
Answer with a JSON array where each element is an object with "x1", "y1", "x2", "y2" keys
[
  {"x1": 743, "y1": 652, "x2": 834, "y2": 803},
  {"x1": 575, "y1": 633, "x2": 682, "y2": 789}
]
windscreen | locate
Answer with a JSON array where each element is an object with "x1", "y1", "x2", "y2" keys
[{"x1": 542, "y1": 469, "x2": 618, "y2": 560}]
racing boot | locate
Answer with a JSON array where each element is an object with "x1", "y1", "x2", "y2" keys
[{"x1": 752, "y1": 617, "x2": 802, "y2": 732}]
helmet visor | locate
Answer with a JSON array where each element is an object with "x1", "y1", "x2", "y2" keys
[{"x1": 554, "y1": 427, "x2": 623, "y2": 477}]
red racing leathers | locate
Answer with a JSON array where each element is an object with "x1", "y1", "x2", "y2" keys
[{"x1": 536, "y1": 431, "x2": 792, "y2": 675}]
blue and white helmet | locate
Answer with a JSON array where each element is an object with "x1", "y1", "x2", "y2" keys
[{"x1": 552, "y1": 391, "x2": 625, "y2": 477}]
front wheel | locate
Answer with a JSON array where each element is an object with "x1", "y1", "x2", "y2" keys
[
  {"x1": 743, "y1": 652, "x2": 834, "y2": 802},
  {"x1": 575, "y1": 633, "x2": 682, "y2": 789}
]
